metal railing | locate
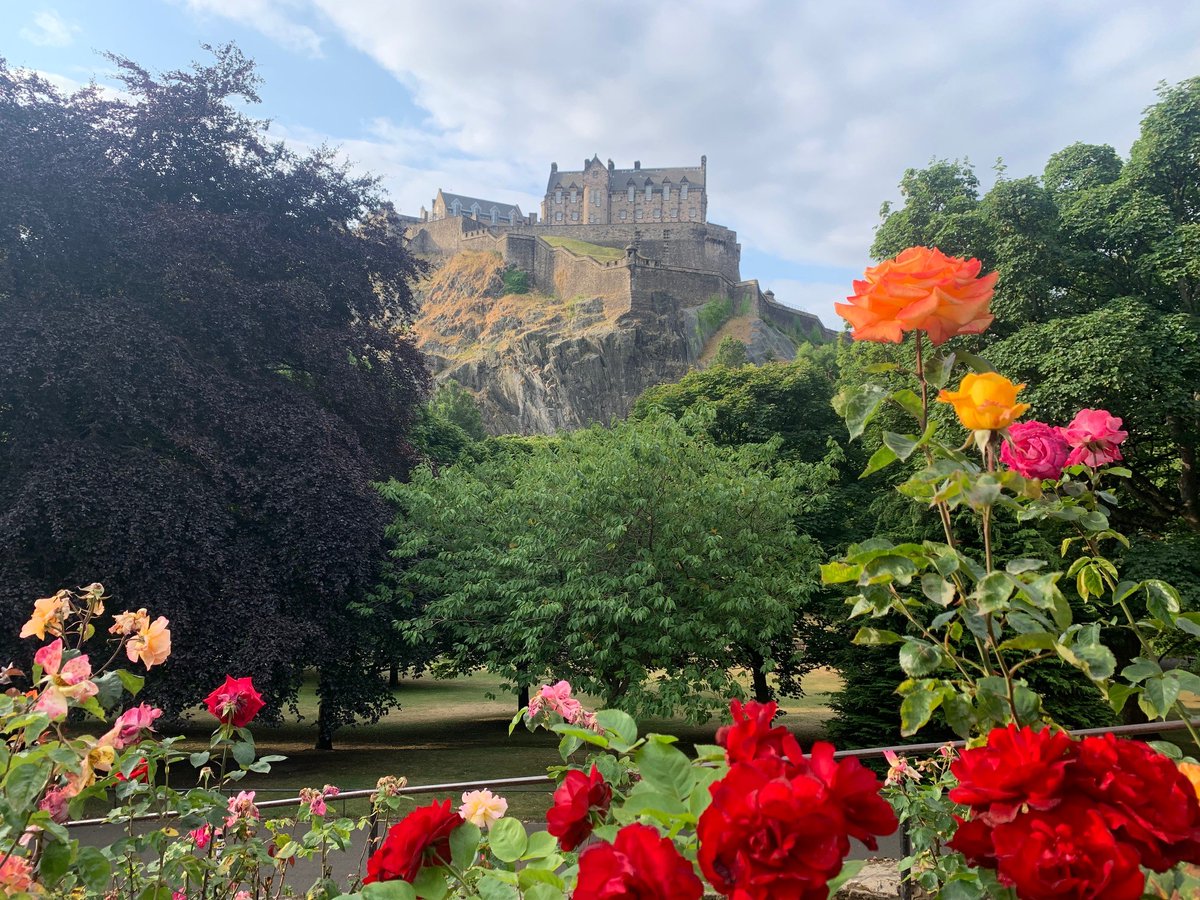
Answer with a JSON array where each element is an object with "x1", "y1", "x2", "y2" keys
[{"x1": 64, "y1": 717, "x2": 1200, "y2": 898}]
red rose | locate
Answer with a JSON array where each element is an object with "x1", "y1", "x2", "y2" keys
[
  {"x1": 989, "y1": 800, "x2": 1145, "y2": 900},
  {"x1": 1070, "y1": 733, "x2": 1200, "y2": 871},
  {"x1": 948, "y1": 724, "x2": 1073, "y2": 824},
  {"x1": 547, "y1": 765, "x2": 612, "y2": 851},
  {"x1": 364, "y1": 799, "x2": 464, "y2": 884},
  {"x1": 697, "y1": 753, "x2": 894, "y2": 900},
  {"x1": 203, "y1": 675, "x2": 265, "y2": 728},
  {"x1": 804, "y1": 742, "x2": 898, "y2": 850},
  {"x1": 574, "y1": 823, "x2": 703, "y2": 900},
  {"x1": 716, "y1": 699, "x2": 803, "y2": 766},
  {"x1": 115, "y1": 758, "x2": 149, "y2": 783}
]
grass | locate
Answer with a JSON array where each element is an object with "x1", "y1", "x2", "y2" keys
[
  {"x1": 539, "y1": 236, "x2": 625, "y2": 262},
  {"x1": 168, "y1": 669, "x2": 843, "y2": 822}
]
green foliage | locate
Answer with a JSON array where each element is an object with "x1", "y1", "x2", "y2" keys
[
  {"x1": 381, "y1": 413, "x2": 824, "y2": 720},
  {"x1": 501, "y1": 267, "x2": 530, "y2": 295},
  {"x1": 696, "y1": 294, "x2": 735, "y2": 337},
  {"x1": 712, "y1": 335, "x2": 749, "y2": 368}
]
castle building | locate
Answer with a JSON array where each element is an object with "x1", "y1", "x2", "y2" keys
[
  {"x1": 425, "y1": 189, "x2": 533, "y2": 225},
  {"x1": 541, "y1": 155, "x2": 707, "y2": 226}
]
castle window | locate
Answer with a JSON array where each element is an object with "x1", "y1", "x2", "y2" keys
[
  {"x1": 663, "y1": 184, "x2": 670, "y2": 201},
  {"x1": 628, "y1": 185, "x2": 635, "y2": 202},
  {"x1": 593, "y1": 191, "x2": 601, "y2": 206},
  {"x1": 619, "y1": 210, "x2": 627, "y2": 221},
  {"x1": 652, "y1": 208, "x2": 661, "y2": 218},
  {"x1": 645, "y1": 184, "x2": 652, "y2": 200},
  {"x1": 571, "y1": 210, "x2": 579, "y2": 221},
  {"x1": 555, "y1": 211, "x2": 563, "y2": 222},
  {"x1": 490, "y1": 207, "x2": 498, "y2": 224},
  {"x1": 681, "y1": 183, "x2": 689, "y2": 200},
  {"x1": 555, "y1": 189, "x2": 562, "y2": 203},
  {"x1": 689, "y1": 208, "x2": 697, "y2": 220},
  {"x1": 450, "y1": 199, "x2": 461, "y2": 216},
  {"x1": 635, "y1": 209, "x2": 643, "y2": 221},
  {"x1": 670, "y1": 210, "x2": 678, "y2": 219},
  {"x1": 570, "y1": 189, "x2": 577, "y2": 203}
]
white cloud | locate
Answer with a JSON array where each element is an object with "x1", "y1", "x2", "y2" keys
[
  {"x1": 165, "y1": 0, "x2": 1200, "y2": 280},
  {"x1": 19, "y1": 10, "x2": 80, "y2": 47},
  {"x1": 179, "y1": 0, "x2": 324, "y2": 57}
]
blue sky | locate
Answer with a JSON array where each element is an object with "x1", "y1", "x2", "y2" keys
[{"x1": 5, "y1": 1, "x2": 1200, "y2": 327}]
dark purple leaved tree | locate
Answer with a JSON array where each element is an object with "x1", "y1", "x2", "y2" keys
[{"x1": 0, "y1": 44, "x2": 428, "y2": 748}]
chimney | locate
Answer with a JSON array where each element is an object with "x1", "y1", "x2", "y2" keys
[
  {"x1": 634, "y1": 160, "x2": 641, "y2": 170},
  {"x1": 551, "y1": 162, "x2": 558, "y2": 173},
  {"x1": 607, "y1": 158, "x2": 614, "y2": 171},
  {"x1": 701, "y1": 155, "x2": 707, "y2": 168}
]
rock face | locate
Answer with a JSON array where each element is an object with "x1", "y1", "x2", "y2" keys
[{"x1": 413, "y1": 249, "x2": 802, "y2": 435}]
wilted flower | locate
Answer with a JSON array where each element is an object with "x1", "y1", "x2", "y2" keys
[
  {"x1": 110, "y1": 608, "x2": 150, "y2": 637},
  {"x1": 883, "y1": 749, "x2": 922, "y2": 786},
  {"x1": 102, "y1": 703, "x2": 163, "y2": 749},
  {"x1": 33, "y1": 639, "x2": 98, "y2": 720},
  {"x1": 225, "y1": 790, "x2": 260, "y2": 830}
]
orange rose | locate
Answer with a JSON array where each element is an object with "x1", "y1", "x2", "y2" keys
[
  {"x1": 937, "y1": 373, "x2": 1030, "y2": 431},
  {"x1": 835, "y1": 246, "x2": 997, "y2": 345},
  {"x1": 1179, "y1": 762, "x2": 1200, "y2": 802},
  {"x1": 126, "y1": 615, "x2": 172, "y2": 669}
]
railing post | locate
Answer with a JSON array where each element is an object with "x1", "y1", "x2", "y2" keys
[{"x1": 897, "y1": 817, "x2": 913, "y2": 900}]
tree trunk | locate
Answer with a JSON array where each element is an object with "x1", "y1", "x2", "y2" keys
[
  {"x1": 750, "y1": 650, "x2": 772, "y2": 703},
  {"x1": 517, "y1": 682, "x2": 530, "y2": 711},
  {"x1": 388, "y1": 661, "x2": 399, "y2": 688},
  {"x1": 1172, "y1": 414, "x2": 1200, "y2": 530},
  {"x1": 315, "y1": 689, "x2": 335, "y2": 750}
]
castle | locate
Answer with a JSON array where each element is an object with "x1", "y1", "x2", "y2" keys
[{"x1": 405, "y1": 155, "x2": 833, "y2": 340}]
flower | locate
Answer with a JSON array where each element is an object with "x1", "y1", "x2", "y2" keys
[
  {"x1": 204, "y1": 675, "x2": 265, "y2": 728},
  {"x1": 189, "y1": 825, "x2": 215, "y2": 849},
  {"x1": 529, "y1": 680, "x2": 584, "y2": 723},
  {"x1": 33, "y1": 639, "x2": 98, "y2": 720},
  {"x1": 102, "y1": 703, "x2": 163, "y2": 750},
  {"x1": 110, "y1": 608, "x2": 150, "y2": 637},
  {"x1": 937, "y1": 372, "x2": 1030, "y2": 432},
  {"x1": 116, "y1": 758, "x2": 150, "y2": 783},
  {"x1": 1061, "y1": 408, "x2": 1128, "y2": 468},
  {"x1": 224, "y1": 790, "x2": 260, "y2": 830},
  {"x1": 459, "y1": 788, "x2": 508, "y2": 830},
  {"x1": 20, "y1": 590, "x2": 72, "y2": 641},
  {"x1": 697, "y1": 750, "x2": 895, "y2": 899},
  {"x1": 0, "y1": 855, "x2": 37, "y2": 894},
  {"x1": 575, "y1": 823, "x2": 704, "y2": 900},
  {"x1": 546, "y1": 765, "x2": 613, "y2": 851},
  {"x1": 363, "y1": 799, "x2": 464, "y2": 884},
  {"x1": 883, "y1": 749, "x2": 921, "y2": 786},
  {"x1": 1000, "y1": 420, "x2": 1070, "y2": 480},
  {"x1": 1180, "y1": 761, "x2": 1200, "y2": 802},
  {"x1": 39, "y1": 785, "x2": 77, "y2": 823},
  {"x1": 716, "y1": 698, "x2": 802, "y2": 765},
  {"x1": 299, "y1": 787, "x2": 328, "y2": 817},
  {"x1": 835, "y1": 246, "x2": 997, "y2": 345},
  {"x1": 948, "y1": 724, "x2": 1074, "y2": 825},
  {"x1": 125, "y1": 615, "x2": 171, "y2": 669}
]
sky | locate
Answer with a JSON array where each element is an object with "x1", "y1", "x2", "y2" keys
[{"x1": 4, "y1": 1, "x2": 1200, "y2": 327}]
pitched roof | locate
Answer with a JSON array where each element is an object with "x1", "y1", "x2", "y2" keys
[{"x1": 439, "y1": 191, "x2": 524, "y2": 219}]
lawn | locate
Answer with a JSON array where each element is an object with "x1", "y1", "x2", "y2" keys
[
  {"x1": 171, "y1": 669, "x2": 843, "y2": 821},
  {"x1": 539, "y1": 235, "x2": 625, "y2": 262}
]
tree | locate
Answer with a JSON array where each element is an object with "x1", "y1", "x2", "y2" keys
[
  {"x1": 381, "y1": 414, "x2": 825, "y2": 720},
  {"x1": 428, "y1": 379, "x2": 488, "y2": 441},
  {"x1": 0, "y1": 47, "x2": 428, "y2": 747},
  {"x1": 712, "y1": 335, "x2": 749, "y2": 368}
]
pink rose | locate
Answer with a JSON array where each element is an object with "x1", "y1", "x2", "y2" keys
[
  {"x1": 530, "y1": 680, "x2": 584, "y2": 723},
  {"x1": 1061, "y1": 409, "x2": 1128, "y2": 468},
  {"x1": 1000, "y1": 421, "x2": 1070, "y2": 480},
  {"x1": 103, "y1": 703, "x2": 163, "y2": 750}
]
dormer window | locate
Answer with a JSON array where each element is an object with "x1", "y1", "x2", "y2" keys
[
  {"x1": 555, "y1": 189, "x2": 562, "y2": 203},
  {"x1": 663, "y1": 183, "x2": 671, "y2": 201},
  {"x1": 645, "y1": 183, "x2": 652, "y2": 200},
  {"x1": 490, "y1": 207, "x2": 498, "y2": 224},
  {"x1": 570, "y1": 189, "x2": 577, "y2": 203},
  {"x1": 680, "y1": 182, "x2": 689, "y2": 200},
  {"x1": 450, "y1": 199, "x2": 461, "y2": 215},
  {"x1": 627, "y1": 184, "x2": 635, "y2": 202}
]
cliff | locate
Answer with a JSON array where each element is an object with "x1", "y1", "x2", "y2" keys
[{"x1": 412, "y1": 248, "x2": 813, "y2": 435}]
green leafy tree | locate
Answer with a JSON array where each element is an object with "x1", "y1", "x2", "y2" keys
[
  {"x1": 380, "y1": 414, "x2": 824, "y2": 720},
  {"x1": 712, "y1": 335, "x2": 750, "y2": 368}
]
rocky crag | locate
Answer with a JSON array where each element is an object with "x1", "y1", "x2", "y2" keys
[{"x1": 407, "y1": 220, "x2": 832, "y2": 435}]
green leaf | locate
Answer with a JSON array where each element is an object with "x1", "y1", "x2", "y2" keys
[
  {"x1": 522, "y1": 830, "x2": 557, "y2": 860},
  {"x1": 362, "y1": 883, "x2": 418, "y2": 900},
  {"x1": 1105, "y1": 683, "x2": 1138, "y2": 715},
  {"x1": 76, "y1": 847, "x2": 112, "y2": 894},
  {"x1": 115, "y1": 669, "x2": 145, "y2": 697},
  {"x1": 1056, "y1": 641, "x2": 1116, "y2": 682},
  {"x1": 1175, "y1": 613, "x2": 1200, "y2": 637},
  {"x1": 1121, "y1": 658, "x2": 1162, "y2": 683},
  {"x1": 450, "y1": 821, "x2": 481, "y2": 870},
  {"x1": 999, "y1": 632, "x2": 1056, "y2": 651},
  {"x1": 899, "y1": 686, "x2": 943, "y2": 737},
  {"x1": 891, "y1": 389, "x2": 924, "y2": 420},
  {"x1": 6, "y1": 761, "x2": 49, "y2": 810},
  {"x1": 488, "y1": 817, "x2": 528, "y2": 863},
  {"x1": 834, "y1": 384, "x2": 889, "y2": 440},
  {"x1": 825, "y1": 859, "x2": 866, "y2": 898},
  {"x1": 820, "y1": 561, "x2": 861, "y2": 584},
  {"x1": 230, "y1": 740, "x2": 256, "y2": 767},
  {"x1": 852, "y1": 627, "x2": 904, "y2": 646},
  {"x1": 39, "y1": 837, "x2": 73, "y2": 884},
  {"x1": 593, "y1": 708, "x2": 637, "y2": 746},
  {"x1": 921, "y1": 573, "x2": 955, "y2": 606},
  {"x1": 1005, "y1": 558, "x2": 1046, "y2": 575},
  {"x1": 955, "y1": 351, "x2": 996, "y2": 373},
  {"x1": 189, "y1": 751, "x2": 210, "y2": 768},
  {"x1": 1145, "y1": 579, "x2": 1182, "y2": 620},
  {"x1": 1139, "y1": 674, "x2": 1181, "y2": 720},
  {"x1": 1077, "y1": 564, "x2": 1104, "y2": 602},
  {"x1": 882, "y1": 431, "x2": 920, "y2": 461},
  {"x1": 973, "y1": 572, "x2": 1015, "y2": 613},
  {"x1": 861, "y1": 444, "x2": 898, "y2": 478},
  {"x1": 476, "y1": 876, "x2": 521, "y2": 900},
  {"x1": 923, "y1": 352, "x2": 957, "y2": 389},
  {"x1": 411, "y1": 866, "x2": 449, "y2": 900},
  {"x1": 549, "y1": 724, "x2": 609, "y2": 748},
  {"x1": 635, "y1": 740, "x2": 694, "y2": 800},
  {"x1": 899, "y1": 640, "x2": 944, "y2": 677}
]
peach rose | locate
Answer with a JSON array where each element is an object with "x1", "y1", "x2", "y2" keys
[
  {"x1": 836, "y1": 246, "x2": 997, "y2": 345},
  {"x1": 126, "y1": 616, "x2": 171, "y2": 669},
  {"x1": 938, "y1": 373, "x2": 1030, "y2": 431}
]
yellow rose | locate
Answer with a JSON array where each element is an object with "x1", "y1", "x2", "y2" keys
[{"x1": 937, "y1": 373, "x2": 1030, "y2": 431}]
